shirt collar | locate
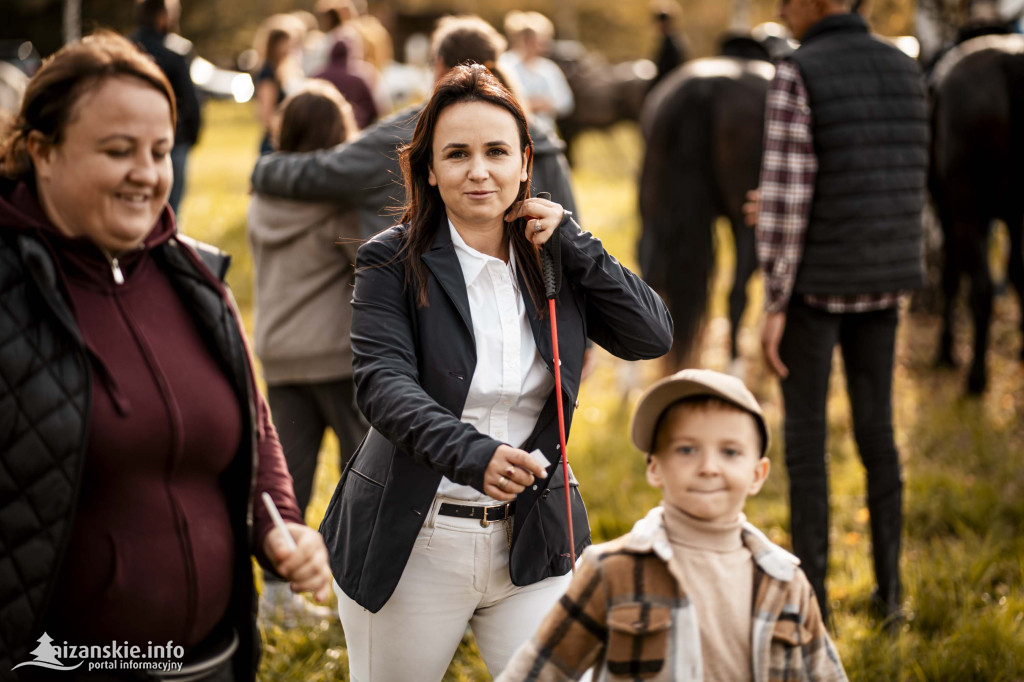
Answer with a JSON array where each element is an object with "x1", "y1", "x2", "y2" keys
[{"x1": 448, "y1": 219, "x2": 516, "y2": 287}]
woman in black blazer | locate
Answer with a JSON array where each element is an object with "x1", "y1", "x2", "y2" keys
[{"x1": 320, "y1": 64, "x2": 673, "y2": 681}]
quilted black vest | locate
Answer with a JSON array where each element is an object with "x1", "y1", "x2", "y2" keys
[
  {"x1": 790, "y1": 13, "x2": 928, "y2": 296},
  {"x1": 0, "y1": 231, "x2": 258, "y2": 677}
]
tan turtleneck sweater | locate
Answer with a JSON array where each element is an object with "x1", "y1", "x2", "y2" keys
[{"x1": 663, "y1": 503, "x2": 754, "y2": 682}]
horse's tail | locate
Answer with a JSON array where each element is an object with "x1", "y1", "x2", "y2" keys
[{"x1": 639, "y1": 75, "x2": 718, "y2": 367}]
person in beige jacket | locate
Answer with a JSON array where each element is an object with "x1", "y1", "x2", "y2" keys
[
  {"x1": 499, "y1": 370, "x2": 846, "y2": 682},
  {"x1": 247, "y1": 79, "x2": 366, "y2": 623}
]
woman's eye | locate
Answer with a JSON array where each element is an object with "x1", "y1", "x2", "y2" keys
[
  {"x1": 447, "y1": 150, "x2": 466, "y2": 159},
  {"x1": 106, "y1": 149, "x2": 132, "y2": 158},
  {"x1": 488, "y1": 148, "x2": 508, "y2": 156},
  {"x1": 153, "y1": 149, "x2": 169, "y2": 161}
]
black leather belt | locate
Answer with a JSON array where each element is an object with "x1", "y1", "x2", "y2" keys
[{"x1": 438, "y1": 501, "x2": 516, "y2": 527}]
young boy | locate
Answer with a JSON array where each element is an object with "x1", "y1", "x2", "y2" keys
[{"x1": 498, "y1": 369, "x2": 847, "y2": 682}]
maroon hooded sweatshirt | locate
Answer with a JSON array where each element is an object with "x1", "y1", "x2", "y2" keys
[{"x1": 0, "y1": 183, "x2": 302, "y2": 649}]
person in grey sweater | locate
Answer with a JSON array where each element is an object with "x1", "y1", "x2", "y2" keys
[
  {"x1": 248, "y1": 80, "x2": 366, "y2": 625},
  {"x1": 250, "y1": 15, "x2": 578, "y2": 238}
]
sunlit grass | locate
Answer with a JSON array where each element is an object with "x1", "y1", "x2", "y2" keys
[{"x1": 186, "y1": 101, "x2": 1024, "y2": 681}]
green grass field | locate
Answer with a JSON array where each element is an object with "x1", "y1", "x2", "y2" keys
[{"x1": 184, "y1": 100, "x2": 1024, "y2": 681}]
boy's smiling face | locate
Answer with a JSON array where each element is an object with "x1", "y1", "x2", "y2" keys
[{"x1": 647, "y1": 403, "x2": 770, "y2": 524}]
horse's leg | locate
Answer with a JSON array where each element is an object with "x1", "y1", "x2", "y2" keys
[
  {"x1": 937, "y1": 216, "x2": 960, "y2": 369},
  {"x1": 965, "y1": 219, "x2": 995, "y2": 394},
  {"x1": 728, "y1": 215, "x2": 757, "y2": 362},
  {"x1": 1006, "y1": 213, "x2": 1024, "y2": 359}
]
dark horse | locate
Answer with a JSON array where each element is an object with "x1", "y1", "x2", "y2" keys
[
  {"x1": 551, "y1": 42, "x2": 655, "y2": 164},
  {"x1": 930, "y1": 34, "x2": 1024, "y2": 393},
  {"x1": 638, "y1": 44, "x2": 776, "y2": 369}
]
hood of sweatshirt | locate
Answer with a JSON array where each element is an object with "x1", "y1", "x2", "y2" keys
[
  {"x1": 246, "y1": 193, "x2": 352, "y2": 248},
  {"x1": 0, "y1": 180, "x2": 176, "y2": 287}
]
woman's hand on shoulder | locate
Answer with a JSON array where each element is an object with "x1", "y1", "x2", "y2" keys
[
  {"x1": 506, "y1": 197, "x2": 566, "y2": 247},
  {"x1": 263, "y1": 523, "x2": 333, "y2": 603},
  {"x1": 484, "y1": 444, "x2": 549, "y2": 501}
]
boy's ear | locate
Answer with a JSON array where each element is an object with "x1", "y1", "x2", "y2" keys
[
  {"x1": 747, "y1": 457, "x2": 771, "y2": 496},
  {"x1": 645, "y1": 456, "x2": 664, "y2": 490}
]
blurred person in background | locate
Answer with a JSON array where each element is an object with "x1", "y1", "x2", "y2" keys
[
  {"x1": 0, "y1": 32, "x2": 331, "y2": 677},
  {"x1": 314, "y1": 38, "x2": 378, "y2": 129},
  {"x1": 319, "y1": 62, "x2": 672, "y2": 681},
  {"x1": 316, "y1": 0, "x2": 393, "y2": 118},
  {"x1": 132, "y1": 0, "x2": 201, "y2": 217},
  {"x1": 290, "y1": 9, "x2": 327, "y2": 75},
  {"x1": 752, "y1": 0, "x2": 927, "y2": 626},
  {"x1": 251, "y1": 15, "x2": 578, "y2": 240},
  {"x1": 247, "y1": 79, "x2": 366, "y2": 626},
  {"x1": 650, "y1": 1, "x2": 690, "y2": 87},
  {"x1": 380, "y1": 32, "x2": 434, "y2": 110},
  {"x1": 253, "y1": 15, "x2": 305, "y2": 155},
  {"x1": 499, "y1": 11, "x2": 574, "y2": 134}
]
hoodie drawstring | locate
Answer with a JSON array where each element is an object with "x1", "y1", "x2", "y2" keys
[{"x1": 83, "y1": 340, "x2": 131, "y2": 416}]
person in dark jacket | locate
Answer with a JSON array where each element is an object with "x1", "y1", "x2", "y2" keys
[
  {"x1": 0, "y1": 32, "x2": 332, "y2": 678},
  {"x1": 318, "y1": 64, "x2": 672, "y2": 681},
  {"x1": 251, "y1": 14, "x2": 579, "y2": 239},
  {"x1": 751, "y1": 0, "x2": 928, "y2": 623},
  {"x1": 314, "y1": 39, "x2": 378, "y2": 129},
  {"x1": 132, "y1": 0, "x2": 202, "y2": 217}
]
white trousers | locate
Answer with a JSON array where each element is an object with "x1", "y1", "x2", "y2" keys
[{"x1": 336, "y1": 495, "x2": 573, "y2": 682}]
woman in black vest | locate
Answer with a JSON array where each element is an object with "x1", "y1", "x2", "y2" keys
[
  {"x1": 0, "y1": 32, "x2": 331, "y2": 678},
  {"x1": 320, "y1": 64, "x2": 672, "y2": 680}
]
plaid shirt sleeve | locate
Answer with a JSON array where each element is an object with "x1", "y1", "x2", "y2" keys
[
  {"x1": 497, "y1": 548, "x2": 609, "y2": 681},
  {"x1": 755, "y1": 60, "x2": 817, "y2": 314}
]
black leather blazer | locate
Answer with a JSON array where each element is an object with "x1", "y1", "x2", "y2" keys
[{"x1": 320, "y1": 212, "x2": 673, "y2": 612}]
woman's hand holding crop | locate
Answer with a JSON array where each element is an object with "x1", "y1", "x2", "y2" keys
[{"x1": 506, "y1": 198, "x2": 566, "y2": 247}]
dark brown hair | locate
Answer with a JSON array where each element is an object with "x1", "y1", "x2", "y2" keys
[
  {"x1": 277, "y1": 79, "x2": 358, "y2": 153},
  {"x1": 397, "y1": 63, "x2": 543, "y2": 312},
  {"x1": 430, "y1": 16, "x2": 507, "y2": 71},
  {"x1": 0, "y1": 30, "x2": 176, "y2": 183}
]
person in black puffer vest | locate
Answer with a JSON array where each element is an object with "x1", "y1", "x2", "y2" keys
[
  {"x1": 749, "y1": 0, "x2": 927, "y2": 625},
  {"x1": 0, "y1": 32, "x2": 332, "y2": 679}
]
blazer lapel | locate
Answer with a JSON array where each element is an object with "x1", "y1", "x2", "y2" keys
[
  {"x1": 520, "y1": 268, "x2": 553, "y2": 374},
  {"x1": 421, "y1": 216, "x2": 474, "y2": 339}
]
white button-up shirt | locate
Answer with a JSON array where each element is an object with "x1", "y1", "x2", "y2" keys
[{"x1": 437, "y1": 221, "x2": 554, "y2": 502}]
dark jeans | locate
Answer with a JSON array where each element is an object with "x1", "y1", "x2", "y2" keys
[
  {"x1": 265, "y1": 379, "x2": 366, "y2": 581},
  {"x1": 169, "y1": 143, "x2": 191, "y2": 217},
  {"x1": 778, "y1": 297, "x2": 903, "y2": 618}
]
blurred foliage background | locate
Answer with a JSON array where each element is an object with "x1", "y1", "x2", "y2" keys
[{"x1": 6, "y1": 0, "x2": 917, "y2": 65}]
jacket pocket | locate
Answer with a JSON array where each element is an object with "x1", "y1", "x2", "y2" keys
[
  {"x1": 605, "y1": 602, "x2": 672, "y2": 679},
  {"x1": 348, "y1": 427, "x2": 395, "y2": 487},
  {"x1": 771, "y1": 613, "x2": 811, "y2": 646},
  {"x1": 768, "y1": 613, "x2": 812, "y2": 678}
]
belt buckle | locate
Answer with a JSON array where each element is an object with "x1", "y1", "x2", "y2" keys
[{"x1": 481, "y1": 502, "x2": 508, "y2": 528}]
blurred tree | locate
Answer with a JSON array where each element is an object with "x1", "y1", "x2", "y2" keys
[{"x1": 4, "y1": 0, "x2": 915, "y2": 65}]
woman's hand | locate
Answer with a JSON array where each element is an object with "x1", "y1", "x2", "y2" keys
[
  {"x1": 263, "y1": 523, "x2": 333, "y2": 603},
  {"x1": 484, "y1": 444, "x2": 549, "y2": 501},
  {"x1": 506, "y1": 197, "x2": 566, "y2": 247}
]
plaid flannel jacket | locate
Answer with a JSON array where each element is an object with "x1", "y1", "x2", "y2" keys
[
  {"x1": 498, "y1": 507, "x2": 847, "y2": 682},
  {"x1": 755, "y1": 60, "x2": 902, "y2": 315}
]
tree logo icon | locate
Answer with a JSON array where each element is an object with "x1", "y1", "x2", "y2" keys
[{"x1": 12, "y1": 633, "x2": 83, "y2": 672}]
